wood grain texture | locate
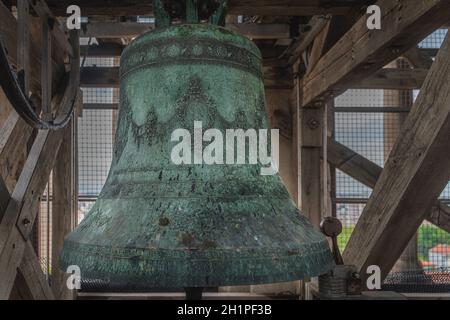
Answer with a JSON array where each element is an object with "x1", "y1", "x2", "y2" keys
[
  {"x1": 342, "y1": 34, "x2": 450, "y2": 281},
  {"x1": 52, "y1": 122, "x2": 76, "y2": 300},
  {"x1": 327, "y1": 139, "x2": 450, "y2": 234},
  {"x1": 0, "y1": 129, "x2": 64, "y2": 299},
  {"x1": 302, "y1": 0, "x2": 450, "y2": 107},
  {"x1": 15, "y1": 242, "x2": 55, "y2": 300},
  {"x1": 44, "y1": 0, "x2": 365, "y2": 16}
]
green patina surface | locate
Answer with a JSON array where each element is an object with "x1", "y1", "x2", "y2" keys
[{"x1": 60, "y1": 24, "x2": 334, "y2": 288}]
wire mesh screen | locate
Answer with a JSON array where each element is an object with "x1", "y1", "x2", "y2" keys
[
  {"x1": 78, "y1": 109, "x2": 114, "y2": 198},
  {"x1": 419, "y1": 29, "x2": 448, "y2": 49},
  {"x1": 333, "y1": 30, "x2": 450, "y2": 293},
  {"x1": 38, "y1": 178, "x2": 52, "y2": 280},
  {"x1": 33, "y1": 52, "x2": 120, "y2": 281},
  {"x1": 78, "y1": 54, "x2": 119, "y2": 222}
]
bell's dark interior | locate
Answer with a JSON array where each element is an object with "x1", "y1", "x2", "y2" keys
[{"x1": 0, "y1": 0, "x2": 450, "y2": 301}]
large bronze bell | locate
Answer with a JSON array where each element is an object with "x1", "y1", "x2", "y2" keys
[{"x1": 60, "y1": 6, "x2": 334, "y2": 291}]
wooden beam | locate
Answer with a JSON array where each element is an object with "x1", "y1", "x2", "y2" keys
[
  {"x1": 81, "y1": 21, "x2": 153, "y2": 38},
  {"x1": 229, "y1": 0, "x2": 365, "y2": 16},
  {"x1": 0, "y1": 174, "x2": 10, "y2": 224},
  {"x1": 299, "y1": 102, "x2": 326, "y2": 228},
  {"x1": 29, "y1": 0, "x2": 73, "y2": 56},
  {"x1": 327, "y1": 139, "x2": 450, "y2": 234},
  {"x1": 81, "y1": 66, "x2": 295, "y2": 90},
  {"x1": 15, "y1": 242, "x2": 55, "y2": 300},
  {"x1": 228, "y1": 23, "x2": 290, "y2": 40},
  {"x1": 305, "y1": 19, "x2": 331, "y2": 75},
  {"x1": 0, "y1": 2, "x2": 69, "y2": 193},
  {"x1": 0, "y1": 76, "x2": 67, "y2": 194},
  {"x1": 328, "y1": 139, "x2": 381, "y2": 189},
  {"x1": 81, "y1": 67, "x2": 119, "y2": 88},
  {"x1": 302, "y1": 0, "x2": 450, "y2": 107},
  {"x1": 0, "y1": 155, "x2": 53, "y2": 300},
  {"x1": 0, "y1": 128, "x2": 65, "y2": 299},
  {"x1": 0, "y1": 1, "x2": 68, "y2": 93},
  {"x1": 83, "y1": 103, "x2": 118, "y2": 110},
  {"x1": 0, "y1": 87, "x2": 13, "y2": 130},
  {"x1": 81, "y1": 21, "x2": 290, "y2": 40},
  {"x1": 51, "y1": 121, "x2": 75, "y2": 300},
  {"x1": 45, "y1": 0, "x2": 366, "y2": 16},
  {"x1": 403, "y1": 46, "x2": 434, "y2": 69},
  {"x1": 41, "y1": 16, "x2": 52, "y2": 121},
  {"x1": 351, "y1": 68, "x2": 428, "y2": 90},
  {"x1": 342, "y1": 35, "x2": 450, "y2": 281},
  {"x1": 0, "y1": 112, "x2": 34, "y2": 193},
  {"x1": 17, "y1": 0, "x2": 30, "y2": 94},
  {"x1": 81, "y1": 43, "x2": 125, "y2": 57},
  {"x1": 287, "y1": 15, "x2": 331, "y2": 66},
  {"x1": 263, "y1": 65, "x2": 294, "y2": 89},
  {"x1": 430, "y1": 203, "x2": 450, "y2": 234}
]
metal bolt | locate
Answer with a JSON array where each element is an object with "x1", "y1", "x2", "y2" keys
[
  {"x1": 159, "y1": 217, "x2": 170, "y2": 226},
  {"x1": 22, "y1": 218, "x2": 31, "y2": 226},
  {"x1": 308, "y1": 117, "x2": 320, "y2": 129}
]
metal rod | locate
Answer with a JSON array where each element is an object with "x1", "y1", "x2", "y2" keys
[
  {"x1": 185, "y1": 287, "x2": 204, "y2": 300},
  {"x1": 46, "y1": 183, "x2": 51, "y2": 282},
  {"x1": 332, "y1": 198, "x2": 368, "y2": 204}
]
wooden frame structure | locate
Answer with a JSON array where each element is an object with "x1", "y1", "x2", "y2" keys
[{"x1": 0, "y1": 0, "x2": 450, "y2": 299}]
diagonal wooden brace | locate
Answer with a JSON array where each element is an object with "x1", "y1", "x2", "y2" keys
[{"x1": 0, "y1": 128, "x2": 64, "y2": 299}]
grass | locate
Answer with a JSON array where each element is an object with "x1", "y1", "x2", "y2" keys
[{"x1": 337, "y1": 225, "x2": 450, "y2": 263}]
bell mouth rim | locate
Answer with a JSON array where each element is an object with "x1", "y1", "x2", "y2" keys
[{"x1": 60, "y1": 238, "x2": 335, "y2": 288}]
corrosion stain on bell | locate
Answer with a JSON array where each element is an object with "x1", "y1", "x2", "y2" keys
[{"x1": 60, "y1": 1, "x2": 334, "y2": 289}]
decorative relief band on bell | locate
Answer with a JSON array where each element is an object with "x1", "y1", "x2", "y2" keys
[{"x1": 120, "y1": 38, "x2": 263, "y2": 79}]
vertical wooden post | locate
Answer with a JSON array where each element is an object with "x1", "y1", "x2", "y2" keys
[
  {"x1": 17, "y1": 0, "x2": 30, "y2": 94},
  {"x1": 299, "y1": 102, "x2": 325, "y2": 228},
  {"x1": 41, "y1": 16, "x2": 52, "y2": 121},
  {"x1": 327, "y1": 100, "x2": 337, "y2": 219},
  {"x1": 293, "y1": 60, "x2": 329, "y2": 298},
  {"x1": 51, "y1": 119, "x2": 76, "y2": 300},
  {"x1": 292, "y1": 66, "x2": 301, "y2": 205}
]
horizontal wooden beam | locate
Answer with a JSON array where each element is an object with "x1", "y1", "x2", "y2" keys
[
  {"x1": 302, "y1": 0, "x2": 450, "y2": 107},
  {"x1": 80, "y1": 66, "x2": 425, "y2": 91},
  {"x1": 81, "y1": 22, "x2": 290, "y2": 40},
  {"x1": 81, "y1": 43, "x2": 125, "y2": 57},
  {"x1": 351, "y1": 68, "x2": 428, "y2": 90},
  {"x1": 228, "y1": 23, "x2": 290, "y2": 40},
  {"x1": 342, "y1": 34, "x2": 450, "y2": 282},
  {"x1": 81, "y1": 22, "x2": 153, "y2": 38},
  {"x1": 81, "y1": 67, "x2": 119, "y2": 88},
  {"x1": 80, "y1": 66, "x2": 293, "y2": 89},
  {"x1": 45, "y1": 0, "x2": 366, "y2": 16},
  {"x1": 229, "y1": 0, "x2": 365, "y2": 16},
  {"x1": 83, "y1": 103, "x2": 118, "y2": 110}
]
